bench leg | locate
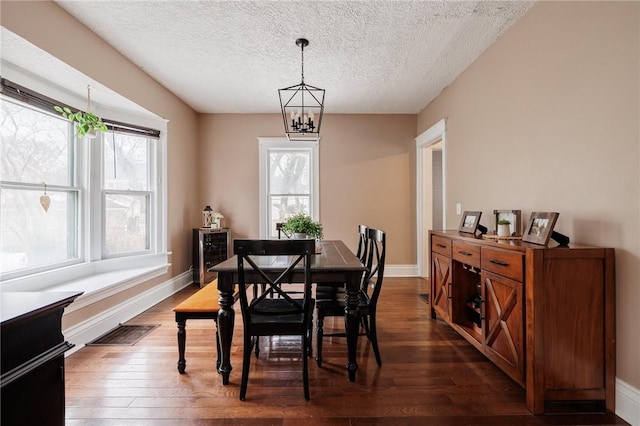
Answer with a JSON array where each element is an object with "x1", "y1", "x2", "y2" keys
[{"x1": 177, "y1": 319, "x2": 186, "y2": 374}]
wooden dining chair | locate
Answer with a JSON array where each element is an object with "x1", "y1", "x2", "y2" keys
[
  {"x1": 315, "y1": 224, "x2": 368, "y2": 301},
  {"x1": 315, "y1": 227, "x2": 386, "y2": 367},
  {"x1": 235, "y1": 238, "x2": 315, "y2": 400}
]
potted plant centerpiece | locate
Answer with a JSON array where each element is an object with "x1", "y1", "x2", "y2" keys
[
  {"x1": 497, "y1": 219, "x2": 511, "y2": 237},
  {"x1": 281, "y1": 213, "x2": 323, "y2": 240}
]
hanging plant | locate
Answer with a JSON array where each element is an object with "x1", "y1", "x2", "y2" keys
[
  {"x1": 54, "y1": 106, "x2": 108, "y2": 138},
  {"x1": 54, "y1": 85, "x2": 108, "y2": 138}
]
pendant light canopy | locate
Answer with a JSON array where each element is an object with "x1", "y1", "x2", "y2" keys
[{"x1": 278, "y1": 38, "x2": 325, "y2": 142}]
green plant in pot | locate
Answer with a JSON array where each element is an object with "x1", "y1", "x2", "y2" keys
[
  {"x1": 497, "y1": 219, "x2": 511, "y2": 237},
  {"x1": 281, "y1": 213, "x2": 323, "y2": 240}
]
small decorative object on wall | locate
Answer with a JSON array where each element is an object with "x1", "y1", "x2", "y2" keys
[
  {"x1": 458, "y1": 211, "x2": 482, "y2": 234},
  {"x1": 281, "y1": 213, "x2": 323, "y2": 240},
  {"x1": 522, "y1": 212, "x2": 559, "y2": 245},
  {"x1": 54, "y1": 85, "x2": 108, "y2": 139},
  {"x1": 493, "y1": 210, "x2": 522, "y2": 236}
]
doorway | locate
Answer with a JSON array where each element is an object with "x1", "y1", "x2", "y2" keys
[{"x1": 416, "y1": 119, "x2": 446, "y2": 278}]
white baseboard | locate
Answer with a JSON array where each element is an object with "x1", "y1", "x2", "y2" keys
[
  {"x1": 63, "y1": 270, "x2": 193, "y2": 356},
  {"x1": 616, "y1": 377, "x2": 640, "y2": 425},
  {"x1": 385, "y1": 264, "x2": 418, "y2": 277}
]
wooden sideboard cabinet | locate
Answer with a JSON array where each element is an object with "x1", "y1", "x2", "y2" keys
[{"x1": 429, "y1": 230, "x2": 615, "y2": 414}]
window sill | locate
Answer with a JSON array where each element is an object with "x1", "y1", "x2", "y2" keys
[{"x1": 0, "y1": 253, "x2": 171, "y2": 312}]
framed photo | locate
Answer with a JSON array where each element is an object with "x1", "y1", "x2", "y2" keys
[
  {"x1": 522, "y1": 212, "x2": 559, "y2": 245},
  {"x1": 459, "y1": 211, "x2": 482, "y2": 234},
  {"x1": 493, "y1": 210, "x2": 522, "y2": 236}
]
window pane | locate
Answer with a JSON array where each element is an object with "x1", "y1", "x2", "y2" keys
[
  {"x1": 104, "y1": 193, "x2": 149, "y2": 255},
  {"x1": 1, "y1": 98, "x2": 72, "y2": 185},
  {"x1": 269, "y1": 151, "x2": 310, "y2": 194},
  {"x1": 104, "y1": 132, "x2": 149, "y2": 191},
  {"x1": 269, "y1": 195, "x2": 310, "y2": 238},
  {"x1": 0, "y1": 188, "x2": 78, "y2": 273}
]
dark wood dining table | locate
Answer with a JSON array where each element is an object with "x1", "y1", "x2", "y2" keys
[{"x1": 210, "y1": 240, "x2": 367, "y2": 384}]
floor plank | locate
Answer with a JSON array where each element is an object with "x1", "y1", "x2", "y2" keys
[{"x1": 64, "y1": 277, "x2": 628, "y2": 425}]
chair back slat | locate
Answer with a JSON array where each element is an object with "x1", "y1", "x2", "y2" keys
[
  {"x1": 362, "y1": 228, "x2": 386, "y2": 306},
  {"x1": 355, "y1": 224, "x2": 369, "y2": 264}
]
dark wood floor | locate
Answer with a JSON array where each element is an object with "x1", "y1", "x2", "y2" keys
[{"x1": 64, "y1": 277, "x2": 628, "y2": 425}]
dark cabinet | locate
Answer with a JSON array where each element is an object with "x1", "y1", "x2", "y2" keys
[
  {"x1": 193, "y1": 228, "x2": 230, "y2": 286},
  {"x1": 1, "y1": 291, "x2": 82, "y2": 426}
]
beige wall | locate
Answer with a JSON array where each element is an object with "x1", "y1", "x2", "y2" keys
[
  {"x1": 418, "y1": 1, "x2": 640, "y2": 389},
  {"x1": 199, "y1": 113, "x2": 417, "y2": 264},
  {"x1": 2, "y1": 1, "x2": 200, "y2": 325}
]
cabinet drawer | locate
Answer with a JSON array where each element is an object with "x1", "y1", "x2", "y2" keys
[
  {"x1": 431, "y1": 235, "x2": 451, "y2": 257},
  {"x1": 452, "y1": 241, "x2": 480, "y2": 268},
  {"x1": 481, "y1": 247, "x2": 524, "y2": 282}
]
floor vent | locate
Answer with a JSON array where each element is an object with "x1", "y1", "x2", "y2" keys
[{"x1": 88, "y1": 324, "x2": 159, "y2": 346}]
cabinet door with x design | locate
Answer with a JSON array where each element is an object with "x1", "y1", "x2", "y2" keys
[
  {"x1": 481, "y1": 270, "x2": 524, "y2": 386},
  {"x1": 431, "y1": 253, "x2": 452, "y2": 322},
  {"x1": 430, "y1": 235, "x2": 452, "y2": 322}
]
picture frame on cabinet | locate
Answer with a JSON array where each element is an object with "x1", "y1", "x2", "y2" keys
[
  {"x1": 493, "y1": 210, "x2": 522, "y2": 236},
  {"x1": 522, "y1": 212, "x2": 559, "y2": 245},
  {"x1": 458, "y1": 211, "x2": 482, "y2": 234}
]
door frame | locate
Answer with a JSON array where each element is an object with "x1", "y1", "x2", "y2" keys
[{"x1": 416, "y1": 119, "x2": 447, "y2": 278}]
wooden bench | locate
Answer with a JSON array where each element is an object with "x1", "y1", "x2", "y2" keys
[{"x1": 173, "y1": 280, "x2": 221, "y2": 374}]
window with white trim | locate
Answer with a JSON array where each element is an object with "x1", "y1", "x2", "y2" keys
[
  {"x1": 259, "y1": 138, "x2": 319, "y2": 238},
  {"x1": 0, "y1": 79, "x2": 166, "y2": 283},
  {"x1": 0, "y1": 96, "x2": 80, "y2": 273},
  {"x1": 103, "y1": 131, "x2": 153, "y2": 256}
]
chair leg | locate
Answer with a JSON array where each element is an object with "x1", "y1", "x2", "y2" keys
[
  {"x1": 369, "y1": 314, "x2": 382, "y2": 367},
  {"x1": 361, "y1": 315, "x2": 370, "y2": 335},
  {"x1": 215, "y1": 327, "x2": 221, "y2": 372},
  {"x1": 240, "y1": 333, "x2": 252, "y2": 401},
  {"x1": 254, "y1": 336, "x2": 260, "y2": 358},
  {"x1": 315, "y1": 311, "x2": 324, "y2": 367},
  {"x1": 303, "y1": 335, "x2": 310, "y2": 400},
  {"x1": 177, "y1": 319, "x2": 186, "y2": 374},
  {"x1": 307, "y1": 311, "x2": 313, "y2": 357}
]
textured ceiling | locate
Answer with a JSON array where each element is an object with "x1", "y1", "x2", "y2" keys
[{"x1": 8, "y1": 1, "x2": 535, "y2": 114}]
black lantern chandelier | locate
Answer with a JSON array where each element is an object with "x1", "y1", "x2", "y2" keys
[{"x1": 279, "y1": 38, "x2": 325, "y2": 142}]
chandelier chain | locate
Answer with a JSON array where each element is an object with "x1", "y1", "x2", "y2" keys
[
  {"x1": 86, "y1": 85, "x2": 92, "y2": 113},
  {"x1": 300, "y1": 42, "x2": 305, "y2": 84}
]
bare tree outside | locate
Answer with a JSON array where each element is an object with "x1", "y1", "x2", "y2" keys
[
  {"x1": 103, "y1": 131, "x2": 151, "y2": 255},
  {"x1": 268, "y1": 150, "x2": 310, "y2": 237},
  {"x1": 0, "y1": 98, "x2": 77, "y2": 273}
]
